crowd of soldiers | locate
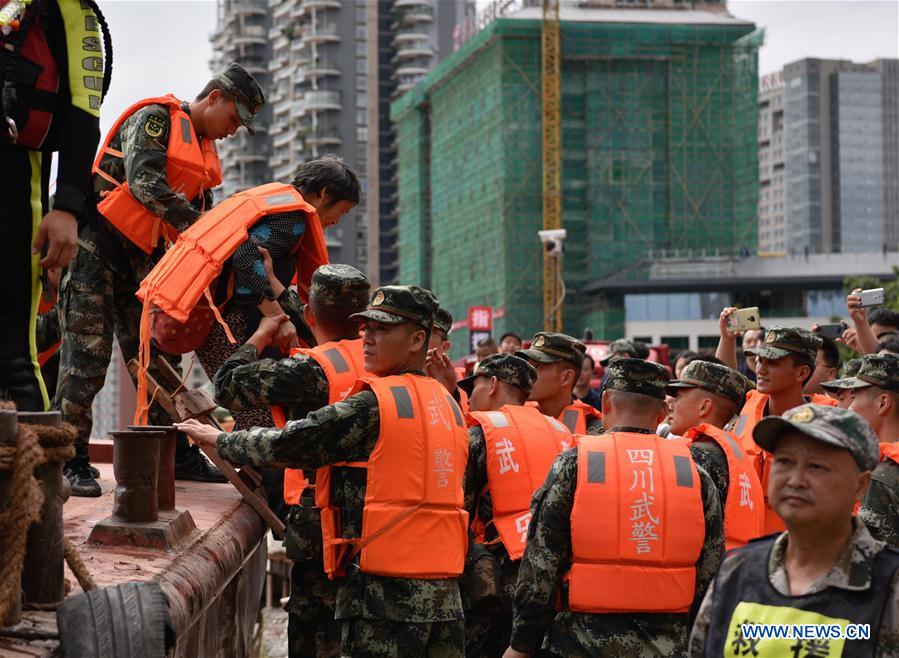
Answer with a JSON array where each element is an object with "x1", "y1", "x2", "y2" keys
[{"x1": 6, "y1": 27, "x2": 899, "y2": 656}]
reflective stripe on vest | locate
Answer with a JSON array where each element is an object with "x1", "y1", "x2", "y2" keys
[
  {"x1": 684, "y1": 423, "x2": 765, "y2": 550},
  {"x1": 316, "y1": 374, "x2": 469, "y2": 579},
  {"x1": 93, "y1": 95, "x2": 222, "y2": 254},
  {"x1": 559, "y1": 399, "x2": 602, "y2": 434},
  {"x1": 733, "y1": 391, "x2": 839, "y2": 535},
  {"x1": 280, "y1": 339, "x2": 366, "y2": 505},
  {"x1": 469, "y1": 405, "x2": 573, "y2": 560},
  {"x1": 731, "y1": 389, "x2": 768, "y2": 458},
  {"x1": 568, "y1": 432, "x2": 705, "y2": 613}
]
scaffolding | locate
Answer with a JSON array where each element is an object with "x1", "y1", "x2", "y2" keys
[{"x1": 392, "y1": 11, "x2": 763, "y2": 353}]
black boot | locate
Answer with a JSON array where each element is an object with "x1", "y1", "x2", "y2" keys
[{"x1": 174, "y1": 443, "x2": 226, "y2": 483}]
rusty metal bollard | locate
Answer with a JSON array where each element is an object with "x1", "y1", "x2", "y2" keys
[
  {"x1": 111, "y1": 429, "x2": 164, "y2": 523},
  {"x1": 21, "y1": 411, "x2": 66, "y2": 605},
  {"x1": 129, "y1": 425, "x2": 176, "y2": 512},
  {"x1": 89, "y1": 426, "x2": 195, "y2": 550}
]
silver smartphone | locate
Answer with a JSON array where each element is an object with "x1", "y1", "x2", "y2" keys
[
  {"x1": 859, "y1": 288, "x2": 885, "y2": 308},
  {"x1": 726, "y1": 307, "x2": 761, "y2": 333}
]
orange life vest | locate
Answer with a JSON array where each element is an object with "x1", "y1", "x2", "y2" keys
[
  {"x1": 92, "y1": 95, "x2": 222, "y2": 254},
  {"x1": 315, "y1": 374, "x2": 469, "y2": 579},
  {"x1": 558, "y1": 399, "x2": 602, "y2": 434},
  {"x1": 683, "y1": 423, "x2": 765, "y2": 550},
  {"x1": 133, "y1": 182, "x2": 329, "y2": 424},
  {"x1": 273, "y1": 339, "x2": 366, "y2": 505},
  {"x1": 568, "y1": 432, "x2": 705, "y2": 613},
  {"x1": 732, "y1": 390, "x2": 839, "y2": 534},
  {"x1": 810, "y1": 393, "x2": 839, "y2": 406},
  {"x1": 468, "y1": 405, "x2": 573, "y2": 560},
  {"x1": 881, "y1": 442, "x2": 899, "y2": 465}
]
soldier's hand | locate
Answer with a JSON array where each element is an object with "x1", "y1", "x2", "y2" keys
[
  {"x1": 502, "y1": 648, "x2": 530, "y2": 658},
  {"x1": 273, "y1": 318, "x2": 300, "y2": 354},
  {"x1": 248, "y1": 313, "x2": 289, "y2": 352},
  {"x1": 426, "y1": 348, "x2": 458, "y2": 394},
  {"x1": 719, "y1": 307, "x2": 739, "y2": 339},
  {"x1": 33, "y1": 209, "x2": 78, "y2": 268},
  {"x1": 174, "y1": 419, "x2": 220, "y2": 448}
]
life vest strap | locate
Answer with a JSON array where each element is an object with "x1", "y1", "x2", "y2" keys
[
  {"x1": 134, "y1": 298, "x2": 152, "y2": 425},
  {"x1": 202, "y1": 287, "x2": 236, "y2": 345},
  {"x1": 333, "y1": 502, "x2": 423, "y2": 567},
  {"x1": 93, "y1": 167, "x2": 120, "y2": 191}
]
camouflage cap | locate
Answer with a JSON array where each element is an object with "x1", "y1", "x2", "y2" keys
[
  {"x1": 349, "y1": 285, "x2": 437, "y2": 330},
  {"x1": 666, "y1": 360, "x2": 747, "y2": 408},
  {"x1": 516, "y1": 332, "x2": 586, "y2": 369},
  {"x1": 214, "y1": 62, "x2": 265, "y2": 135},
  {"x1": 823, "y1": 353, "x2": 899, "y2": 393},
  {"x1": 821, "y1": 358, "x2": 864, "y2": 391},
  {"x1": 744, "y1": 326, "x2": 821, "y2": 362},
  {"x1": 309, "y1": 264, "x2": 370, "y2": 309},
  {"x1": 753, "y1": 403, "x2": 880, "y2": 471},
  {"x1": 599, "y1": 339, "x2": 638, "y2": 366},
  {"x1": 457, "y1": 353, "x2": 537, "y2": 396},
  {"x1": 603, "y1": 358, "x2": 670, "y2": 401},
  {"x1": 432, "y1": 307, "x2": 453, "y2": 337}
]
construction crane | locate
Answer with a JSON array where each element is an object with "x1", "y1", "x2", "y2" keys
[{"x1": 541, "y1": 0, "x2": 563, "y2": 332}]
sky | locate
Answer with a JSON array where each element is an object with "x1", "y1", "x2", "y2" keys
[{"x1": 94, "y1": 0, "x2": 898, "y2": 150}]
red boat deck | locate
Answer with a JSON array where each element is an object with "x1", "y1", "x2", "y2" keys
[{"x1": 0, "y1": 464, "x2": 268, "y2": 657}]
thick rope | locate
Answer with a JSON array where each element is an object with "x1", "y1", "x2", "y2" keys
[
  {"x1": 0, "y1": 416, "x2": 91, "y2": 620},
  {"x1": 63, "y1": 537, "x2": 96, "y2": 592},
  {"x1": 0, "y1": 424, "x2": 45, "y2": 623}
]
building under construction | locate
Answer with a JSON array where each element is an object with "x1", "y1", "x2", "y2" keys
[{"x1": 392, "y1": 2, "x2": 762, "y2": 351}]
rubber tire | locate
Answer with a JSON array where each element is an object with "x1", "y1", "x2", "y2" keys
[{"x1": 57, "y1": 582, "x2": 170, "y2": 658}]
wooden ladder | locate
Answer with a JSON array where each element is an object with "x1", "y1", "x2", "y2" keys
[{"x1": 128, "y1": 357, "x2": 285, "y2": 539}]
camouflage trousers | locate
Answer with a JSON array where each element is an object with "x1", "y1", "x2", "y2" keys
[
  {"x1": 464, "y1": 606, "x2": 512, "y2": 658},
  {"x1": 53, "y1": 226, "x2": 178, "y2": 461},
  {"x1": 287, "y1": 559, "x2": 340, "y2": 658},
  {"x1": 339, "y1": 617, "x2": 464, "y2": 658},
  {"x1": 463, "y1": 548, "x2": 518, "y2": 658}
]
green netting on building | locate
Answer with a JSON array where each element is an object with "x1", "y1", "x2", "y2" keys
[{"x1": 392, "y1": 15, "x2": 762, "y2": 358}]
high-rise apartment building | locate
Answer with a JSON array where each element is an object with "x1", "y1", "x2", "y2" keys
[
  {"x1": 783, "y1": 58, "x2": 899, "y2": 255},
  {"x1": 758, "y1": 72, "x2": 786, "y2": 254},
  {"x1": 210, "y1": 1, "x2": 272, "y2": 199},
  {"x1": 213, "y1": 0, "x2": 469, "y2": 270}
]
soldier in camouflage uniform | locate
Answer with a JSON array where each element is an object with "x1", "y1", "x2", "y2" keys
[
  {"x1": 689, "y1": 404, "x2": 899, "y2": 657},
  {"x1": 178, "y1": 286, "x2": 468, "y2": 658},
  {"x1": 457, "y1": 354, "x2": 542, "y2": 657},
  {"x1": 599, "y1": 339, "x2": 638, "y2": 367},
  {"x1": 516, "y1": 332, "x2": 604, "y2": 435},
  {"x1": 430, "y1": 307, "x2": 454, "y2": 355},
  {"x1": 828, "y1": 354, "x2": 899, "y2": 548},
  {"x1": 820, "y1": 358, "x2": 863, "y2": 409},
  {"x1": 507, "y1": 359, "x2": 724, "y2": 658},
  {"x1": 668, "y1": 360, "x2": 752, "y2": 516},
  {"x1": 54, "y1": 62, "x2": 265, "y2": 495},
  {"x1": 213, "y1": 264, "x2": 370, "y2": 658}
]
